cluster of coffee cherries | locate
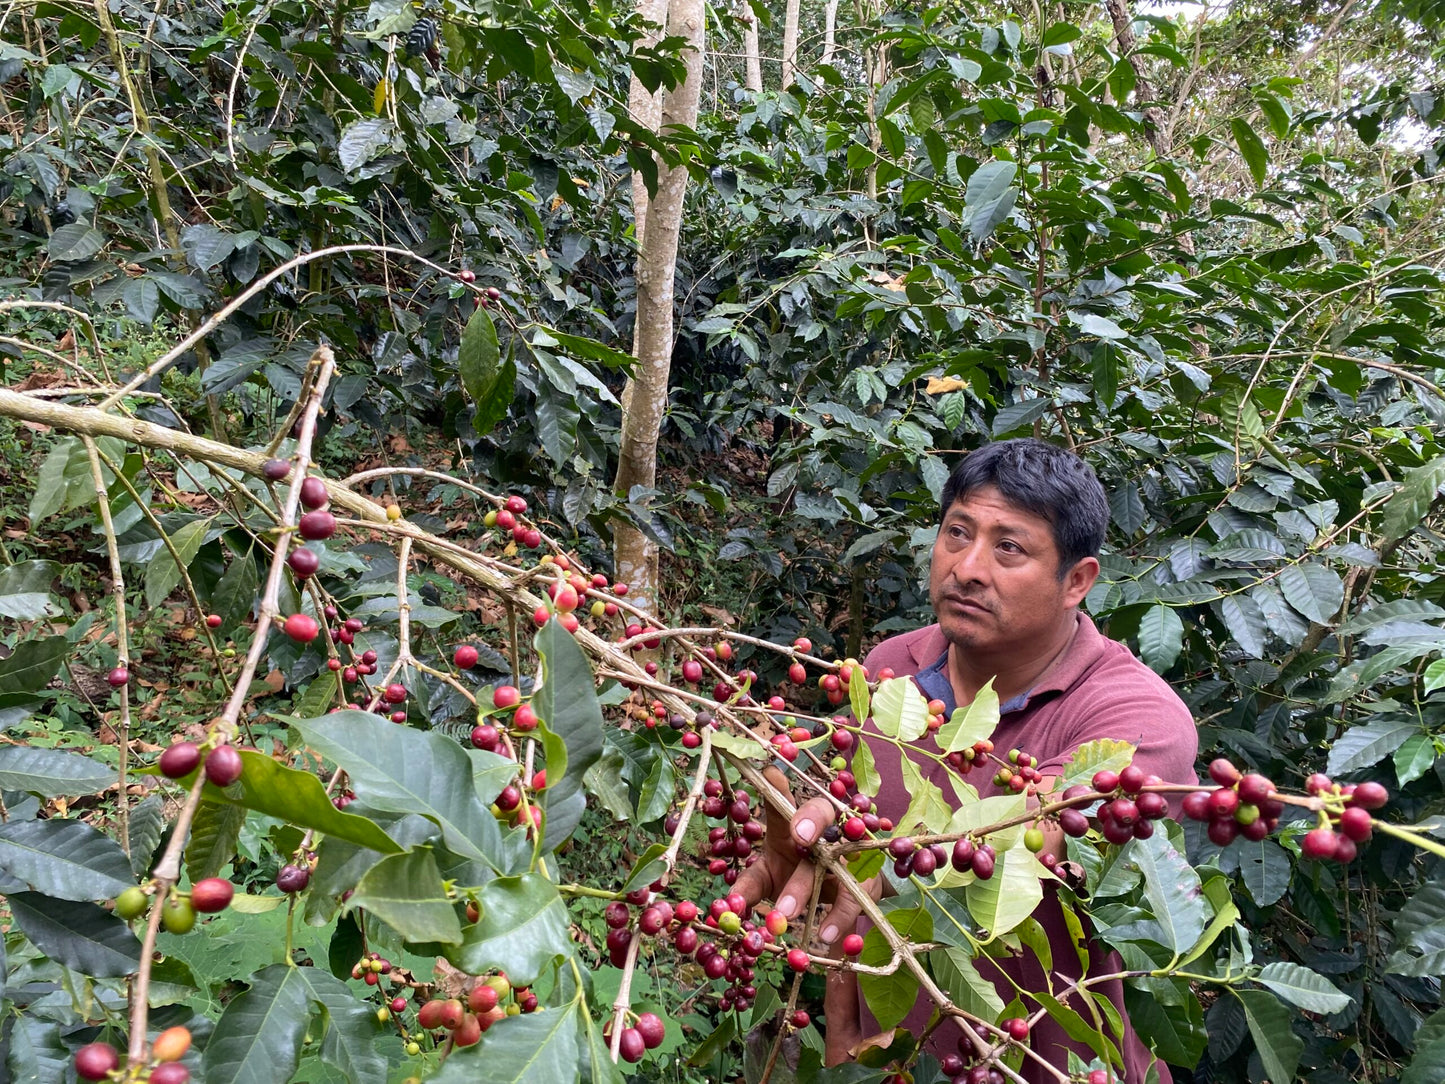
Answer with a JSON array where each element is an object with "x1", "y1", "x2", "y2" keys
[
  {"x1": 409, "y1": 972, "x2": 539, "y2": 1051},
  {"x1": 469, "y1": 683, "x2": 536, "y2": 755},
  {"x1": 641, "y1": 704, "x2": 719, "y2": 751},
  {"x1": 1174, "y1": 760, "x2": 1284, "y2": 846},
  {"x1": 1300, "y1": 774, "x2": 1387, "y2": 862},
  {"x1": 930, "y1": 1017, "x2": 1034, "y2": 1084},
  {"x1": 1060, "y1": 763, "x2": 1174, "y2": 845},
  {"x1": 156, "y1": 737, "x2": 244, "y2": 788},
  {"x1": 485, "y1": 493, "x2": 544, "y2": 551},
  {"x1": 603, "y1": 1010, "x2": 668, "y2": 1063},
  {"x1": 697, "y1": 779, "x2": 765, "y2": 882},
  {"x1": 74, "y1": 1024, "x2": 195, "y2": 1083},
  {"x1": 112, "y1": 875, "x2": 233, "y2": 937}
]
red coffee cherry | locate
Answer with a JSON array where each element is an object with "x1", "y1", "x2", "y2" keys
[
  {"x1": 298, "y1": 476, "x2": 328, "y2": 510},
  {"x1": 298, "y1": 510, "x2": 337, "y2": 541},
  {"x1": 1004, "y1": 1017, "x2": 1030, "y2": 1041},
  {"x1": 74, "y1": 1043, "x2": 120, "y2": 1081},
  {"x1": 635, "y1": 1011, "x2": 666, "y2": 1049},
  {"x1": 618, "y1": 1027, "x2": 646, "y2": 1063},
  {"x1": 1339, "y1": 807, "x2": 1373, "y2": 843},
  {"x1": 287, "y1": 547, "x2": 320, "y2": 578},
  {"x1": 1352, "y1": 781, "x2": 1389, "y2": 810},
  {"x1": 190, "y1": 877, "x2": 234, "y2": 913},
  {"x1": 107, "y1": 666, "x2": 130, "y2": 687},
  {"x1": 262, "y1": 458, "x2": 290, "y2": 481},
  {"x1": 284, "y1": 613, "x2": 319, "y2": 643},
  {"x1": 1091, "y1": 770, "x2": 1120, "y2": 793},
  {"x1": 160, "y1": 741, "x2": 201, "y2": 778},
  {"x1": 1301, "y1": 827, "x2": 1339, "y2": 860},
  {"x1": 454, "y1": 645, "x2": 479, "y2": 669},
  {"x1": 204, "y1": 745, "x2": 244, "y2": 786},
  {"x1": 1208, "y1": 758, "x2": 1241, "y2": 786}
]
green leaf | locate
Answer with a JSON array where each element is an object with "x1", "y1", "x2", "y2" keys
[
  {"x1": 0, "y1": 560, "x2": 60, "y2": 619},
  {"x1": 1132, "y1": 830, "x2": 1208, "y2": 956},
  {"x1": 28, "y1": 435, "x2": 107, "y2": 524},
  {"x1": 1237, "y1": 836, "x2": 1291, "y2": 907},
  {"x1": 534, "y1": 620, "x2": 606, "y2": 850},
  {"x1": 350, "y1": 848, "x2": 462, "y2": 945},
  {"x1": 1124, "y1": 984, "x2": 1206, "y2": 1069},
  {"x1": 852, "y1": 734, "x2": 881, "y2": 798},
  {"x1": 1278, "y1": 563, "x2": 1344, "y2": 625},
  {"x1": 0, "y1": 745, "x2": 112, "y2": 796},
  {"x1": 0, "y1": 818, "x2": 135, "y2": 900},
  {"x1": 459, "y1": 304, "x2": 502, "y2": 406},
  {"x1": 293, "y1": 710, "x2": 506, "y2": 870},
  {"x1": 1403, "y1": 1032, "x2": 1445, "y2": 1084},
  {"x1": 294, "y1": 967, "x2": 388, "y2": 1084},
  {"x1": 1326, "y1": 716, "x2": 1418, "y2": 776},
  {"x1": 1255, "y1": 962, "x2": 1352, "y2": 1014},
  {"x1": 144, "y1": 517, "x2": 213, "y2": 609},
  {"x1": 936, "y1": 679, "x2": 999, "y2": 752},
  {"x1": 966, "y1": 840, "x2": 1043, "y2": 937},
  {"x1": 1396, "y1": 733, "x2": 1438, "y2": 786},
  {"x1": 473, "y1": 357, "x2": 516, "y2": 437},
  {"x1": 1137, "y1": 604, "x2": 1184, "y2": 674},
  {"x1": 849, "y1": 665, "x2": 871, "y2": 725},
  {"x1": 431, "y1": 996, "x2": 581, "y2": 1082},
  {"x1": 1218, "y1": 594, "x2": 1267, "y2": 658},
  {"x1": 47, "y1": 222, "x2": 106, "y2": 261},
  {"x1": 207, "y1": 750, "x2": 401, "y2": 854},
  {"x1": 204, "y1": 963, "x2": 314, "y2": 1084},
  {"x1": 1230, "y1": 118, "x2": 1269, "y2": 186},
  {"x1": 963, "y1": 160, "x2": 1018, "y2": 242},
  {"x1": 859, "y1": 907, "x2": 931, "y2": 1029},
  {"x1": 452, "y1": 872, "x2": 571, "y2": 986},
  {"x1": 871, "y1": 677, "x2": 929, "y2": 742},
  {"x1": 0, "y1": 636, "x2": 70, "y2": 694},
  {"x1": 1236, "y1": 989, "x2": 1302, "y2": 1084},
  {"x1": 899, "y1": 753, "x2": 953, "y2": 835},
  {"x1": 0, "y1": 692, "x2": 43, "y2": 732},
  {"x1": 336, "y1": 117, "x2": 394, "y2": 173},
  {"x1": 186, "y1": 799, "x2": 246, "y2": 882},
  {"x1": 1382, "y1": 455, "x2": 1445, "y2": 544},
  {"x1": 127, "y1": 794, "x2": 166, "y2": 876},
  {"x1": 209, "y1": 549, "x2": 259, "y2": 631},
  {"x1": 1056, "y1": 739, "x2": 1136, "y2": 789},
  {"x1": 7, "y1": 892, "x2": 141, "y2": 977},
  {"x1": 928, "y1": 947, "x2": 1004, "y2": 1021},
  {"x1": 1424, "y1": 659, "x2": 1445, "y2": 697}
]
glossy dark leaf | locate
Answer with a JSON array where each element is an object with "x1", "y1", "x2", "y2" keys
[{"x1": 7, "y1": 892, "x2": 141, "y2": 977}]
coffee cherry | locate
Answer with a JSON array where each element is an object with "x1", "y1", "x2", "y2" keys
[
  {"x1": 276, "y1": 864, "x2": 311, "y2": 893},
  {"x1": 416, "y1": 999, "x2": 447, "y2": 1030},
  {"x1": 299, "y1": 476, "x2": 328, "y2": 510},
  {"x1": 1333, "y1": 835, "x2": 1358, "y2": 863},
  {"x1": 1181, "y1": 791, "x2": 1211, "y2": 821},
  {"x1": 262, "y1": 458, "x2": 290, "y2": 481},
  {"x1": 204, "y1": 745, "x2": 244, "y2": 786},
  {"x1": 468, "y1": 984, "x2": 499, "y2": 1013},
  {"x1": 284, "y1": 613, "x2": 319, "y2": 643},
  {"x1": 766, "y1": 910, "x2": 788, "y2": 937},
  {"x1": 287, "y1": 547, "x2": 320, "y2": 578},
  {"x1": 786, "y1": 948, "x2": 810, "y2": 972},
  {"x1": 152, "y1": 1025, "x2": 192, "y2": 1062},
  {"x1": 888, "y1": 836, "x2": 916, "y2": 859},
  {"x1": 384, "y1": 683, "x2": 407, "y2": 704},
  {"x1": 115, "y1": 886, "x2": 148, "y2": 920},
  {"x1": 493, "y1": 685, "x2": 521, "y2": 709},
  {"x1": 636, "y1": 1011, "x2": 666, "y2": 1049},
  {"x1": 911, "y1": 847, "x2": 938, "y2": 876},
  {"x1": 454, "y1": 645, "x2": 479, "y2": 669},
  {"x1": 970, "y1": 848, "x2": 995, "y2": 879},
  {"x1": 619, "y1": 1027, "x2": 646, "y2": 1063},
  {"x1": 1089, "y1": 1071, "x2": 1109, "y2": 1084},
  {"x1": 1208, "y1": 758, "x2": 1241, "y2": 786},
  {"x1": 1208, "y1": 788, "x2": 1239, "y2": 820},
  {"x1": 162, "y1": 895, "x2": 197, "y2": 934},
  {"x1": 842, "y1": 816, "x2": 866, "y2": 840},
  {"x1": 298, "y1": 510, "x2": 337, "y2": 541},
  {"x1": 1117, "y1": 765, "x2": 1146, "y2": 795},
  {"x1": 470, "y1": 724, "x2": 499, "y2": 751},
  {"x1": 160, "y1": 741, "x2": 201, "y2": 779},
  {"x1": 107, "y1": 666, "x2": 130, "y2": 687},
  {"x1": 1092, "y1": 770, "x2": 1120, "y2": 793},
  {"x1": 1237, "y1": 773, "x2": 1273, "y2": 805},
  {"x1": 150, "y1": 1063, "x2": 190, "y2": 1084},
  {"x1": 1352, "y1": 781, "x2": 1389, "y2": 809},
  {"x1": 1024, "y1": 828, "x2": 1045, "y2": 852},
  {"x1": 1110, "y1": 799, "x2": 1139, "y2": 826},
  {"x1": 842, "y1": 932, "x2": 864, "y2": 955},
  {"x1": 1305, "y1": 772, "x2": 1333, "y2": 796},
  {"x1": 1004, "y1": 1017, "x2": 1030, "y2": 1041},
  {"x1": 453, "y1": 1013, "x2": 482, "y2": 1047},
  {"x1": 514, "y1": 704, "x2": 539, "y2": 730},
  {"x1": 1206, "y1": 819, "x2": 1238, "y2": 846},
  {"x1": 206, "y1": 613, "x2": 223, "y2": 628},
  {"x1": 1059, "y1": 809, "x2": 1090, "y2": 837},
  {"x1": 74, "y1": 1042, "x2": 120, "y2": 1081},
  {"x1": 191, "y1": 877, "x2": 234, "y2": 913},
  {"x1": 1136, "y1": 792, "x2": 1168, "y2": 820},
  {"x1": 1339, "y1": 807, "x2": 1373, "y2": 842}
]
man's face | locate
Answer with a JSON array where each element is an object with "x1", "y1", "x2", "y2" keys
[{"x1": 928, "y1": 485, "x2": 1098, "y2": 654}]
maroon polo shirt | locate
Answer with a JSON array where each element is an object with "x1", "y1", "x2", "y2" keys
[{"x1": 858, "y1": 613, "x2": 1199, "y2": 1083}]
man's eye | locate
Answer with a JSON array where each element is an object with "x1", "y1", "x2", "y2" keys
[{"x1": 999, "y1": 541, "x2": 1021, "y2": 553}]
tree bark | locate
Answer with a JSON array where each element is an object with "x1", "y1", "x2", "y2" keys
[
  {"x1": 781, "y1": 0, "x2": 801, "y2": 89},
  {"x1": 613, "y1": 0, "x2": 706, "y2": 614},
  {"x1": 627, "y1": 0, "x2": 672, "y2": 244},
  {"x1": 821, "y1": 0, "x2": 838, "y2": 66},
  {"x1": 743, "y1": 3, "x2": 763, "y2": 92}
]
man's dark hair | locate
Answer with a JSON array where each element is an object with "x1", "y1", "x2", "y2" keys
[{"x1": 938, "y1": 438, "x2": 1108, "y2": 573}]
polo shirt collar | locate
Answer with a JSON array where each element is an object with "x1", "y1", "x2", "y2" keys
[{"x1": 913, "y1": 612, "x2": 1106, "y2": 718}]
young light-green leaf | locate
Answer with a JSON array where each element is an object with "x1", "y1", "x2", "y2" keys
[
  {"x1": 936, "y1": 679, "x2": 999, "y2": 753},
  {"x1": 859, "y1": 906, "x2": 932, "y2": 1029}
]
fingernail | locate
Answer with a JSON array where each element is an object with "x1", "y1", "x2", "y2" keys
[
  {"x1": 778, "y1": 894, "x2": 797, "y2": 915},
  {"x1": 796, "y1": 818, "x2": 817, "y2": 843},
  {"x1": 821, "y1": 924, "x2": 839, "y2": 943}
]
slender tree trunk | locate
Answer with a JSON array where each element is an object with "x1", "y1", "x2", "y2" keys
[
  {"x1": 743, "y1": 3, "x2": 763, "y2": 92},
  {"x1": 628, "y1": 0, "x2": 671, "y2": 244},
  {"x1": 821, "y1": 0, "x2": 838, "y2": 66},
  {"x1": 781, "y1": 0, "x2": 800, "y2": 89},
  {"x1": 613, "y1": 0, "x2": 706, "y2": 614}
]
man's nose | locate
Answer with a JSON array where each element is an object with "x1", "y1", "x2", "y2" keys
[{"x1": 948, "y1": 541, "x2": 987, "y2": 585}]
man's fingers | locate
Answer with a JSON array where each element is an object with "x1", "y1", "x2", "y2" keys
[
  {"x1": 815, "y1": 888, "x2": 865, "y2": 946},
  {"x1": 790, "y1": 793, "x2": 835, "y2": 848},
  {"x1": 773, "y1": 856, "x2": 817, "y2": 920},
  {"x1": 731, "y1": 860, "x2": 771, "y2": 912}
]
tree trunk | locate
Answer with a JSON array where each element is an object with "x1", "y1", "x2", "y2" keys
[
  {"x1": 627, "y1": 0, "x2": 672, "y2": 244},
  {"x1": 613, "y1": 0, "x2": 706, "y2": 614},
  {"x1": 743, "y1": 3, "x2": 763, "y2": 92},
  {"x1": 781, "y1": 0, "x2": 801, "y2": 89},
  {"x1": 821, "y1": 0, "x2": 838, "y2": 66}
]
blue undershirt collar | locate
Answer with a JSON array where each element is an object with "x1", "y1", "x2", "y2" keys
[{"x1": 914, "y1": 647, "x2": 1031, "y2": 718}]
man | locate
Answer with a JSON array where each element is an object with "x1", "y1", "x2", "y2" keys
[{"x1": 737, "y1": 438, "x2": 1199, "y2": 1082}]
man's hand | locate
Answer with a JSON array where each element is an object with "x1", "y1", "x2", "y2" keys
[{"x1": 732, "y1": 767, "x2": 875, "y2": 946}]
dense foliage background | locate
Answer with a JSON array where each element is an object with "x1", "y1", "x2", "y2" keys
[{"x1": 2, "y1": 0, "x2": 1445, "y2": 1081}]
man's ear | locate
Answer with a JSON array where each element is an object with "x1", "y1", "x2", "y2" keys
[{"x1": 1062, "y1": 556, "x2": 1099, "y2": 608}]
